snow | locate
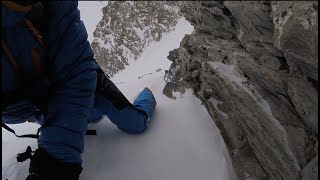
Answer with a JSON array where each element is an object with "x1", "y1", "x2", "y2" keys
[
  {"x1": 2, "y1": 3, "x2": 237, "y2": 180},
  {"x1": 133, "y1": 26, "x2": 145, "y2": 40},
  {"x1": 111, "y1": 18, "x2": 193, "y2": 82},
  {"x1": 208, "y1": 97, "x2": 229, "y2": 119},
  {"x1": 78, "y1": 1, "x2": 109, "y2": 43}
]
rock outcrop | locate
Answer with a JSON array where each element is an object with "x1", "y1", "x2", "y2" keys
[
  {"x1": 164, "y1": 1, "x2": 318, "y2": 179},
  {"x1": 92, "y1": 1, "x2": 181, "y2": 77}
]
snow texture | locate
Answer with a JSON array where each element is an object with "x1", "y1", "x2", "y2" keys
[
  {"x1": 78, "y1": 1, "x2": 109, "y2": 43},
  {"x1": 208, "y1": 97, "x2": 229, "y2": 119},
  {"x1": 2, "y1": 3, "x2": 236, "y2": 180}
]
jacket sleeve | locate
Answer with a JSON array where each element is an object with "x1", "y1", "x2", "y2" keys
[{"x1": 37, "y1": 1, "x2": 97, "y2": 164}]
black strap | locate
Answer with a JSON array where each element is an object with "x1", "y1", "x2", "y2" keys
[
  {"x1": 2, "y1": 122, "x2": 40, "y2": 139},
  {"x1": 85, "y1": 129, "x2": 97, "y2": 135},
  {"x1": 95, "y1": 67, "x2": 133, "y2": 111},
  {"x1": 2, "y1": 122, "x2": 97, "y2": 139}
]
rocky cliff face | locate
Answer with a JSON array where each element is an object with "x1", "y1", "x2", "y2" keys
[
  {"x1": 164, "y1": 1, "x2": 318, "y2": 179},
  {"x1": 91, "y1": 1, "x2": 181, "y2": 77}
]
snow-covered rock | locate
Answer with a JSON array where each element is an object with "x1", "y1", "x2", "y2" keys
[
  {"x1": 164, "y1": 1, "x2": 318, "y2": 179},
  {"x1": 91, "y1": 1, "x2": 182, "y2": 77}
]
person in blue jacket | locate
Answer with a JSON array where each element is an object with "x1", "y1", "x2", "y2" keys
[{"x1": 2, "y1": 1, "x2": 157, "y2": 179}]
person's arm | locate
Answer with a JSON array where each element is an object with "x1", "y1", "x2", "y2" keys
[{"x1": 27, "y1": 1, "x2": 97, "y2": 179}]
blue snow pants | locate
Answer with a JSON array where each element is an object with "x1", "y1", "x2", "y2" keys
[{"x1": 89, "y1": 94, "x2": 148, "y2": 133}]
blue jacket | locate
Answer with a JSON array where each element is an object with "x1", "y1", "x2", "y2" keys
[{"x1": 2, "y1": 1, "x2": 97, "y2": 164}]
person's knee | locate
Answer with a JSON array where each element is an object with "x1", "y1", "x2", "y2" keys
[{"x1": 118, "y1": 112, "x2": 147, "y2": 134}]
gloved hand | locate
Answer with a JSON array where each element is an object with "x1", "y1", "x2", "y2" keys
[{"x1": 26, "y1": 148, "x2": 82, "y2": 180}]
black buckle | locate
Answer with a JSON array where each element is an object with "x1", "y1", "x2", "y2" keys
[{"x1": 17, "y1": 146, "x2": 33, "y2": 162}]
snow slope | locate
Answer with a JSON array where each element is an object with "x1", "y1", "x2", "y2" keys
[
  {"x1": 78, "y1": 1, "x2": 109, "y2": 43},
  {"x1": 81, "y1": 18, "x2": 237, "y2": 180},
  {"x1": 2, "y1": 3, "x2": 236, "y2": 180}
]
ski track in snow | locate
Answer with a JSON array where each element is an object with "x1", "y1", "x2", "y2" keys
[{"x1": 2, "y1": 3, "x2": 236, "y2": 180}]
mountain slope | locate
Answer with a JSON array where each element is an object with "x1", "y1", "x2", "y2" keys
[
  {"x1": 2, "y1": 3, "x2": 236, "y2": 180},
  {"x1": 90, "y1": 1, "x2": 182, "y2": 77},
  {"x1": 83, "y1": 17, "x2": 237, "y2": 180},
  {"x1": 164, "y1": 1, "x2": 318, "y2": 179}
]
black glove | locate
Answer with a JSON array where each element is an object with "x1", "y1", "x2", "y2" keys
[{"x1": 26, "y1": 148, "x2": 82, "y2": 180}]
